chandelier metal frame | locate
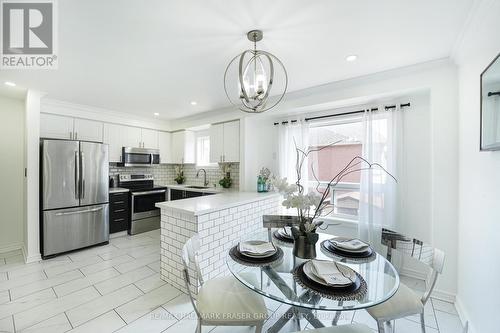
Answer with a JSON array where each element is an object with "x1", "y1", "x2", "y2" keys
[{"x1": 224, "y1": 30, "x2": 288, "y2": 113}]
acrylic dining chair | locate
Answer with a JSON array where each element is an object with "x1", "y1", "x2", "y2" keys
[
  {"x1": 181, "y1": 235, "x2": 268, "y2": 333},
  {"x1": 367, "y1": 228, "x2": 446, "y2": 333}
]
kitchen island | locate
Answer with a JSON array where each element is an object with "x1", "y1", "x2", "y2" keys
[{"x1": 156, "y1": 191, "x2": 281, "y2": 294}]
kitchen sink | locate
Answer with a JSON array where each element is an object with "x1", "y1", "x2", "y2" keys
[{"x1": 185, "y1": 185, "x2": 211, "y2": 189}]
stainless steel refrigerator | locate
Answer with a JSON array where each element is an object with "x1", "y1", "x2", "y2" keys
[{"x1": 41, "y1": 139, "x2": 109, "y2": 258}]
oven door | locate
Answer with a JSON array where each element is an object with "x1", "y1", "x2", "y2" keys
[{"x1": 131, "y1": 189, "x2": 166, "y2": 220}]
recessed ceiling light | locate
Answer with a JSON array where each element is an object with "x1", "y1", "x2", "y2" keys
[
  {"x1": 345, "y1": 55, "x2": 358, "y2": 62},
  {"x1": 153, "y1": 112, "x2": 160, "y2": 116},
  {"x1": 190, "y1": 101, "x2": 197, "y2": 106},
  {"x1": 4, "y1": 81, "x2": 16, "y2": 87}
]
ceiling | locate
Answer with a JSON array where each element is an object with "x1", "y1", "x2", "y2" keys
[{"x1": 0, "y1": 0, "x2": 473, "y2": 120}]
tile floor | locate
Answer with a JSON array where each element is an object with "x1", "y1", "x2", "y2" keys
[{"x1": 0, "y1": 230, "x2": 464, "y2": 333}]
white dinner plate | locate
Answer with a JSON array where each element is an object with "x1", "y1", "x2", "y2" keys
[
  {"x1": 303, "y1": 260, "x2": 356, "y2": 287},
  {"x1": 328, "y1": 238, "x2": 370, "y2": 253}
]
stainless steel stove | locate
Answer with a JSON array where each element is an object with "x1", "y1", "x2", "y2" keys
[{"x1": 118, "y1": 174, "x2": 167, "y2": 235}]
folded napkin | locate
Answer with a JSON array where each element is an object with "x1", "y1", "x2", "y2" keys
[
  {"x1": 310, "y1": 260, "x2": 354, "y2": 285},
  {"x1": 330, "y1": 238, "x2": 369, "y2": 251},
  {"x1": 278, "y1": 227, "x2": 293, "y2": 238},
  {"x1": 239, "y1": 241, "x2": 276, "y2": 255}
]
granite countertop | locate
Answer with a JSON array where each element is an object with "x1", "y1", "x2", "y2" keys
[
  {"x1": 109, "y1": 187, "x2": 129, "y2": 194},
  {"x1": 156, "y1": 191, "x2": 280, "y2": 216}
]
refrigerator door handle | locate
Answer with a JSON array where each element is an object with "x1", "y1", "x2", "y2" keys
[
  {"x1": 54, "y1": 206, "x2": 103, "y2": 216},
  {"x1": 74, "y1": 151, "x2": 79, "y2": 199},
  {"x1": 80, "y1": 151, "x2": 85, "y2": 199}
]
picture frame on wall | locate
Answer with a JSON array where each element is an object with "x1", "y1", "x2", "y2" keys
[{"x1": 480, "y1": 52, "x2": 500, "y2": 151}]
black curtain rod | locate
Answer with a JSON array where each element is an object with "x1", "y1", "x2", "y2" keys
[
  {"x1": 488, "y1": 91, "x2": 500, "y2": 97},
  {"x1": 273, "y1": 102, "x2": 411, "y2": 125}
]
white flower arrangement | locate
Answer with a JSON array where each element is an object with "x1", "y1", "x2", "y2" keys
[{"x1": 272, "y1": 140, "x2": 396, "y2": 238}]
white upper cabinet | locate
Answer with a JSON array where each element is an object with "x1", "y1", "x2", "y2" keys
[
  {"x1": 40, "y1": 113, "x2": 74, "y2": 140},
  {"x1": 172, "y1": 130, "x2": 195, "y2": 164},
  {"x1": 158, "y1": 131, "x2": 172, "y2": 164},
  {"x1": 122, "y1": 126, "x2": 142, "y2": 148},
  {"x1": 141, "y1": 128, "x2": 158, "y2": 149},
  {"x1": 223, "y1": 121, "x2": 240, "y2": 162},
  {"x1": 103, "y1": 123, "x2": 125, "y2": 163},
  {"x1": 41, "y1": 114, "x2": 103, "y2": 142},
  {"x1": 73, "y1": 118, "x2": 103, "y2": 142},
  {"x1": 209, "y1": 120, "x2": 240, "y2": 163},
  {"x1": 209, "y1": 123, "x2": 224, "y2": 163}
]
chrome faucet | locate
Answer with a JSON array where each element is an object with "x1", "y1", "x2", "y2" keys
[{"x1": 196, "y1": 168, "x2": 209, "y2": 186}]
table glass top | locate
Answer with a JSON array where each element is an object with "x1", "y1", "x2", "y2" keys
[{"x1": 226, "y1": 230, "x2": 400, "y2": 311}]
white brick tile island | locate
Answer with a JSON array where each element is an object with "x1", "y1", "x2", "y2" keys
[{"x1": 156, "y1": 192, "x2": 281, "y2": 294}]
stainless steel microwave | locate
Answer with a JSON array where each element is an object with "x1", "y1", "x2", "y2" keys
[{"x1": 121, "y1": 147, "x2": 160, "y2": 167}]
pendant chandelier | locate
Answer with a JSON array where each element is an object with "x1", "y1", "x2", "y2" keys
[{"x1": 224, "y1": 30, "x2": 288, "y2": 113}]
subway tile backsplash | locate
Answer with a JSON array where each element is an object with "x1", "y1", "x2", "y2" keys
[{"x1": 109, "y1": 163, "x2": 239, "y2": 189}]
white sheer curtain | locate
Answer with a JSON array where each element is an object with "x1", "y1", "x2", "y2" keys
[
  {"x1": 358, "y1": 107, "x2": 403, "y2": 251},
  {"x1": 277, "y1": 120, "x2": 310, "y2": 188}
]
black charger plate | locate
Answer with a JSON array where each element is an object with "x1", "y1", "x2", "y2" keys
[
  {"x1": 229, "y1": 245, "x2": 284, "y2": 267},
  {"x1": 293, "y1": 262, "x2": 367, "y2": 300},
  {"x1": 273, "y1": 230, "x2": 294, "y2": 243}
]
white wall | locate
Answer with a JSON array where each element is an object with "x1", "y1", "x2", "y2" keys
[
  {"x1": 453, "y1": 0, "x2": 500, "y2": 332},
  {"x1": 240, "y1": 116, "x2": 278, "y2": 191},
  {"x1": 177, "y1": 59, "x2": 460, "y2": 300},
  {"x1": 0, "y1": 95, "x2": 25, "y2": 252},
  {"x1": 24, "y1": 90, "x2": 43, "y2": 262}
]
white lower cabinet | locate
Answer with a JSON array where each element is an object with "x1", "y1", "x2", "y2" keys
[{"x1": 40, "y1": 113, "x2": 74, "y2": 140}]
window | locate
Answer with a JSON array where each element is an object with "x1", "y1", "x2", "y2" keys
[
  {"x1": 307, "y1": 117, "x2": 363, "y2": 219},
  {"x1": 196, "y1": 135, "x2": 211, "y2": 166}
]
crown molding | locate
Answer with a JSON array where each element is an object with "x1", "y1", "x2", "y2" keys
[
  {"x1": 450, "y1": 0, "x2": 493, "y2": 63},
  {"x1": 41, "y1": 98, "x2": 172, "y2": 131}
]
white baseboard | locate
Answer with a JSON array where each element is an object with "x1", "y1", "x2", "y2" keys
[
  {"x1": 21, "y1": 245, "x2": 41, "y2": 264},
  {"x1": 400, "y1": 267, "x2": 427, "y2": 280},
  {"x1": 400, "y1": 267, "x2": 456, "y2": 303},
  {"x1": 431, "y1": 289, "x2": 456, "y2": 303},
  {"x1": 0, "y1": 242, "x2": 24, "y2": 254},
  {"x1": 455, "y1": 296, "x2": 475, "y2": 333}
]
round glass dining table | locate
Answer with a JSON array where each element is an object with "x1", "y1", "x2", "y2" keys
[{"x1": 226, "y1": 230, "x2": 400, "y2": 332}]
